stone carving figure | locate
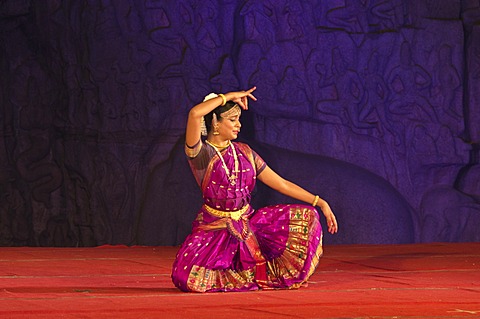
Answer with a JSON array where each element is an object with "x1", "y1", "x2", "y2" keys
[
  {"x1": 431, "y1": 44, "x2": 462, "y2": 130},
  {"x1": 360, "y1": 51, "x2": 390, "y2": 136},
  {"x1": 386, "y1": 41, "x2": 436, "y2": 149},
  {"x1": 316, "y1": 47, "x2": 365, "y2": 127},
  {"x1": 327, "y1": 0, "x2": 370, "y2": 33},
  {"x1": 194, "y1": 0, "x2": 222, "y2": 60},
  {"x1": 278, "y1": 66, "x2": 308, "y2": 106},
  {"x1": 249, "y1": 58, "x2": 278, "y2": 103},
  {"x1": 370, "y1": 0, "x2": 404, "y2": 30},
  {"x1": 240, "y1": 0, "x2": 278, "y2": 50},
  {"x1": 211, "y1": 57, "x2": 240, "y2": 93}
]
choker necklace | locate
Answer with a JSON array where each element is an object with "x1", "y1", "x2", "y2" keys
[
  {"x1": 205, "y1": 139, "x2": 230, "y2": 149},
  {"x1": 205, "y1": 140, "x2": 238, "y2": 185}
]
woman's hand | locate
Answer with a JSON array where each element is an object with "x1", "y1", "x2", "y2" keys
[
  {"x1": 319, "y1": 203, "x2": 338, "y2": 234},
  {"x1": 226, "y1": 86, "x2": 257, "y2": 110}
]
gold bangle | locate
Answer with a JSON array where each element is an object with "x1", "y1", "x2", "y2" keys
[
  {"x1": 312, "y1": 195, "x2": 320, "y2": 207},
  {"x1": 218, "y1": 93, "x2": 227, "y2": 106}
]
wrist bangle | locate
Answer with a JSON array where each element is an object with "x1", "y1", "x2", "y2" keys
[
  {"x1": 218, "y1": 93, "x2": 227, "y2": 106},
  {"x1": 312, "y1": 195, "x2": 320, "y2": 207}
]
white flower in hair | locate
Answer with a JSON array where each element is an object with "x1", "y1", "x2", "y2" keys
[
  {"x1": 200, "y1": 93, "x2": 218, "y2": 136},
  {"x1": 203, "y1": 93, "x2": 218, "y2": 102}
]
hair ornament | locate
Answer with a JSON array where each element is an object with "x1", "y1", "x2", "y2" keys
[{"x1": 200, "y1": 93, "x2": 219, "y2": 136}]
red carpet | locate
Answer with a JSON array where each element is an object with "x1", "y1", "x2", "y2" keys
[{"x1": 0, "y1": 243, "x2": 479, "y2": 318}]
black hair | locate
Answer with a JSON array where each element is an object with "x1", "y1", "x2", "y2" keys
[{"x1": 204, "y1": 101, "x2": 237, "y2": 133}]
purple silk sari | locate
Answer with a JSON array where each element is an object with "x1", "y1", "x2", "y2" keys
[{"x1": 171, "y1": 141, "x2": 323, "y2": 292}]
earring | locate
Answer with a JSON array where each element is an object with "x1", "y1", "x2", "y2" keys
[{"x1": 213, "y1": 125, "x2": 220, "y2": 135}]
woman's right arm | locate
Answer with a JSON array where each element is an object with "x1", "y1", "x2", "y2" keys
[
  {"x1": 185, "y1": 95, "x2": 224, "y2": 147},
  {"x1": 185, "y1": 87, "x2": 257, "y2": 147}
]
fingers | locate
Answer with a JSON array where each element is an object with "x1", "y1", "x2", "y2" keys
[
  {"x1": 236, "y1": 96, "x2": 247, "y2": 110},
  {"x1": 326, "y1": 215, "x2": 338, "y2": 234},
  {"x1": 243, "y1": 87, "x2": 256, "y2": 108},
  {"x1": 330, "y1": 221, "x2": 338, "y2": 234},
  {"x1": 246, "y1": 86, "x2": 257, "y2": 99},
  {"x1": 230, "y1": 86, "x2": 257, "y2": 109},
  {"x1": 242, "y1": 87, "x2": 257, "y2": 102},
  {"x1": 328, "y1": 223, "x2": 337, "y2": 234}
]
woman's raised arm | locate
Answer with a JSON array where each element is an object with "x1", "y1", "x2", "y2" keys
[{"x1": 185, "y1": 87, "x2": 257, "y2": 147}]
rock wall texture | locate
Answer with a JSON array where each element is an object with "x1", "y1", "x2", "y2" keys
[{"x1": 0, "y1": 0, "x2": 479, "y2": 246}]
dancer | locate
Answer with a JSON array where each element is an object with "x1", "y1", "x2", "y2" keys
[{"x1": 172, "y1": 87, "x2": 338, "y2": 292}]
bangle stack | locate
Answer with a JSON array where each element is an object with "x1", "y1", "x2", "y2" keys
[
  {"x1": 312, "y1": 195, "x2": 320, "y2": 207},
  {"x1": 218, "y1": 93, "x2": 227, "y2": 106}
]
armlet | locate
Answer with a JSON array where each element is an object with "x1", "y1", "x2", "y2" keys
[{"x1": 185, "y1": 140, "x2": 202, "y2": 158}]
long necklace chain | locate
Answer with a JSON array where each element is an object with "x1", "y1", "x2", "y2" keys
[{"x1": 205, "y1": 140, "x2": 239, "y2": 185}]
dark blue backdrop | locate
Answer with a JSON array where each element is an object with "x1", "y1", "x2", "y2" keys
[{"x1": 0, "y1": 0, "x2": 479, "y2": 246}]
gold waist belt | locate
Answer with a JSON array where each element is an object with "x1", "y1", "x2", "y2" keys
[{"x1": 203, "y1": 204, "x2": 249, "y2": 221}]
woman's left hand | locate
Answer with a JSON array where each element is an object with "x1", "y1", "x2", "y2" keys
[
  {"x1": 319, "y1": 203, "x2": 338, "y2": 234},
  {"x1": 228, "y1": 86, "x2": 257, "y2": 110}
]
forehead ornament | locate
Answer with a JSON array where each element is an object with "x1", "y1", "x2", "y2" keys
[{"x1": 219, "y1": 104, "x2": 241, "y2": 119}]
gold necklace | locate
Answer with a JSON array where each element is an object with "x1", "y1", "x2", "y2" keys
[
  {"x1": 205, "y1": 139, "x2": 230, "y2": 149},
  {"x1": 205, "y1": 140, "x2": 238, "y2": 185}
]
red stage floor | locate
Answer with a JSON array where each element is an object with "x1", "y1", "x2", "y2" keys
[{"x1": 0, "y1": 243, "x2": 479, "y2": 318}]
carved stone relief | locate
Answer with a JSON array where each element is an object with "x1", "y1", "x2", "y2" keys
[{"x1": 0, "y1": 0, "x2": 477, "y2": 246}]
